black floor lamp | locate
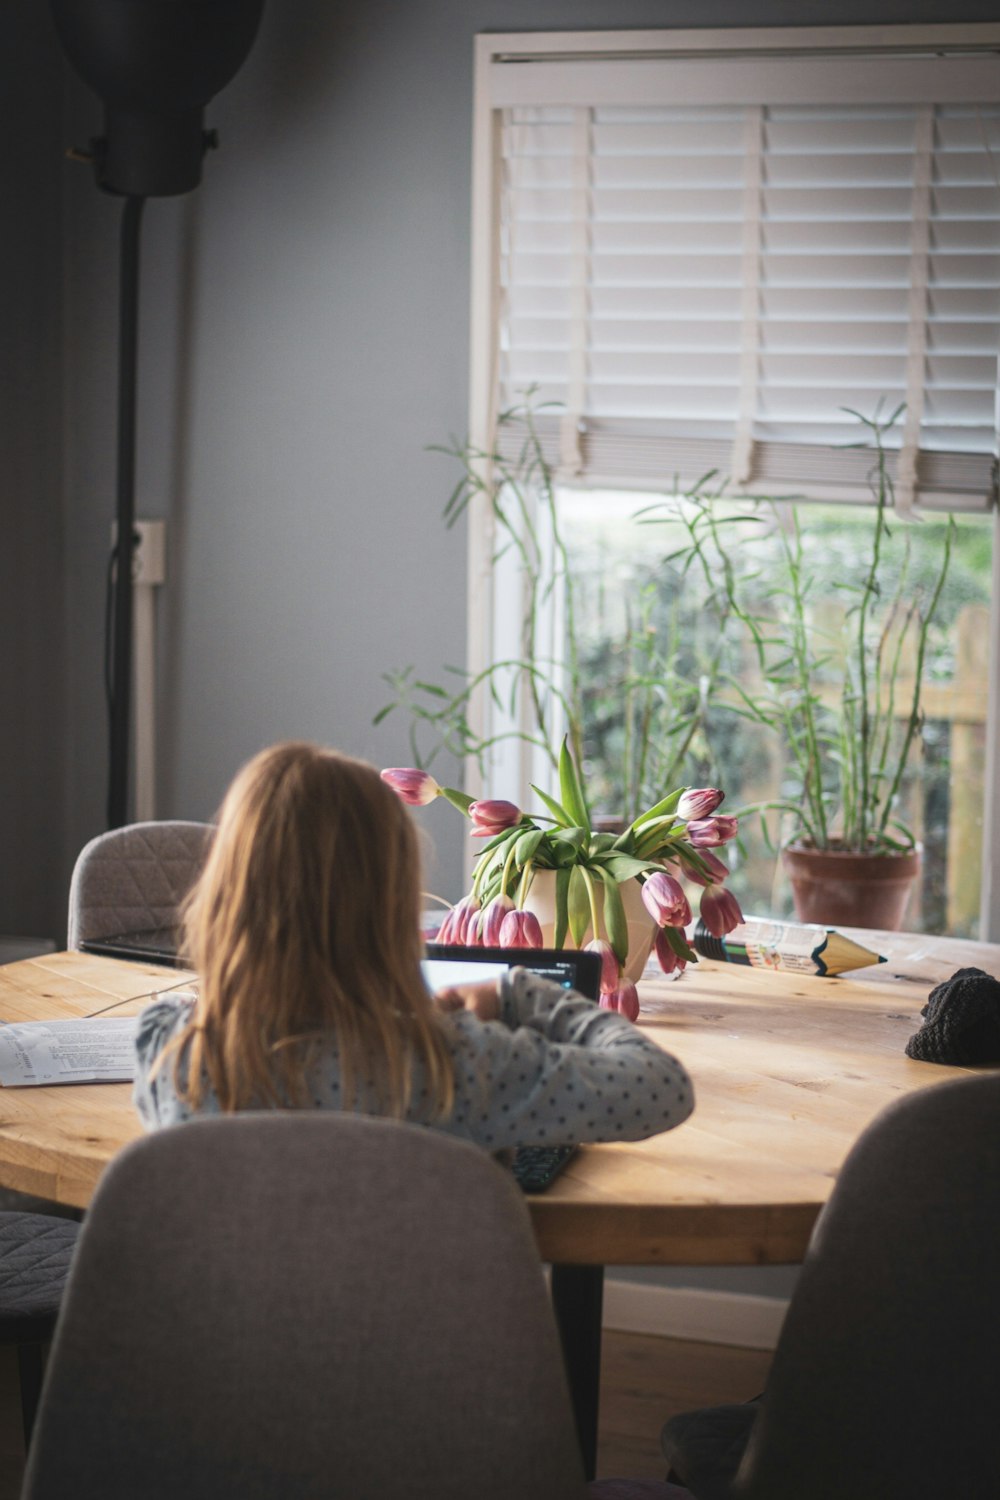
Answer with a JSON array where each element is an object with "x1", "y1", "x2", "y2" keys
[{"x1": 49, "y1": 0, "x2": 265, "y2": 828}]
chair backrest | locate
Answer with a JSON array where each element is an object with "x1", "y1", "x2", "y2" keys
[
  {"x1": 22, "y1": 1113, "x2": 586, "y2": 1500},
  {"x1": 732, "y1": 1072, "x2": 1000, "y2": 1500},
  {"x1": 66, "y1": 820, "x2": 213, "y2": 948}
]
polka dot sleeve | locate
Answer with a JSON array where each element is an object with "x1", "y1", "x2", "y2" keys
[{"x1": 440, "y1": 967, "x2": 694, "y2": 1151}]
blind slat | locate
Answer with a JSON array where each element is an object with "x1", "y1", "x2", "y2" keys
[{"x1": 499, "y1": 86, "x2": 1000, "y2": 507}]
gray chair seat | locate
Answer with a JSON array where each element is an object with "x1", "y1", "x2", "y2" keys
[{"x1": 0, "y1": 1211, "x2": 80, "y2": 1446}]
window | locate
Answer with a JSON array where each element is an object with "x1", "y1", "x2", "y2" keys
[{"x1": 467, "y1": 27, "x2": 1000, "y2": 935}]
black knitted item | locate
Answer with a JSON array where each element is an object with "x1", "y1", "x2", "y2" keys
[{"x1": 905, "y1": 967, "x2": 1000, "y2": 1065}]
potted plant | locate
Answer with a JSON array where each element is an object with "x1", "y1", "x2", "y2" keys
[
  {"x1": 382, "y1": 739, "x2": 743, "y2": 1018},
  {"x1": 697, "y1": 406, "x2": 956, "y2": 929}
]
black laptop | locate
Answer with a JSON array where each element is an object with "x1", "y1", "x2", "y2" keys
[{"x1": 79, "y1": 927, "x2": 186, "y2": 967}]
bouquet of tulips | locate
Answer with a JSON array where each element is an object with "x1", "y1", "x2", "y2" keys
[{"x1": 382, "y1": 740, "x2": 743, "y2": 1020}]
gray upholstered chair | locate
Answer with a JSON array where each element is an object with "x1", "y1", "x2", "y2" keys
[
  {"x1": 21, "y1": 1112, "x2": 685, "y2": 1499},
  {"x1": 660, "y1": 1073, "x2": 1000, "y2": 1500},
  {"x1": 67, "y1": 819, "x2": 213, "y2": 952}
]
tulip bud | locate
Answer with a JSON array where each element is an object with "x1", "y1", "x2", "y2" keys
[
  {"x1": 482, "y1": 893, "x2": 515, "y2": 946},
  {"x1": 498, "y1": 908, "x2": 544, "y2": 949},
  {"x1": 654, "y1": 927, "x2": 687, "y2": 977},
  {"x1": 599, "y1": 992, "x2": 619, "y2": 1011},
  {"x1": 641, "y1": 871, "x2": 692, "y2": 928},
  {"x1": 468, "y1": 799, "x2": 522, "y2": 838},
  {"x1": 677, "y1": 787, "x2": 725, "y2": 821},
  {"x1": 380, "y1": 767, "x2": 441, "y2": 807},
  {"x1": 679, "y1": 849, "x2": 730, "y2": 888},
  {"x1": 585, "y1": 939, "x2": 620, "y2": 996},
  {"x1": 699, "y1": 885, "x2": 744, "y2": 938},
  {"x1": 437, "y1": 895, "x2": 479, "y2": 946},
  {"x1": 462, "y1": 900, "x2": 485, "y2": 946},
  {"x1": 686, "y1": 816, "x2": 738, "y2": 848},
  {"x1": 611, "y1": 980, "x2": 640, "y2": 1022}
]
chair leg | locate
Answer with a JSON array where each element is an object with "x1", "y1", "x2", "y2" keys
[{"x1": 17, "y1": 1340, "x2": 47, "y2": 1451}]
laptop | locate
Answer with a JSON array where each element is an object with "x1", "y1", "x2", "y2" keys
[
  {"x1": 79, "y1": 928, "x2": 186, "y2": 967},
  {"x1": 423, "y1": 943, "x2": 603, "y2": 1193}
]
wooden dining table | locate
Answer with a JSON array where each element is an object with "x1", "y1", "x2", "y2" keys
[{"x1": 0, "y1": 928, "x2": 993, "y2": 1475}]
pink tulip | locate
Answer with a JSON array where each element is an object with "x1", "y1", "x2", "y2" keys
[
  {"x1": 498, "y1": 909, "x2": 544, "y2": 949},
  {"x1": 611, "y1": 980, "x2": 640, "y2": 1022},
  {"x1": 380, "y1": 767, "x2": 441, "y2": 807},
  {"x1": 468, "y1": 799, "x2": 522, "y2": 837},
  {"x1": 699, "y1": 885, "x2": 744, "y2": 938},
  {"x1": 641, "y1": 871, "x2": 692, "y2": 928},
  {"x1": 677, "y1": 787, "x2": 725, "y2": 821},
  {"x1": 679, "y1": 849, "x2": 730, "y2": 888},
  {"x1": 686, "y1": 815, "x2": 738, "y2": 848},
  {"x1": 654, "y1": 928, "x2": 687, "y2": 977},
  {"x1": 436, "y1": 895, "x2": 480, "y2": 945},
  {"x1": 462, "y1": 900, "x2": 485, "y2": 945},
  {"x1": 599, "y1": 993, "x2": 618, "y2": 1011},
  {"x1": 585, "y1": 939, "x2": 620, "y2": 996},
  {"x1": 482, "y1": 893, "x2": 515, "y2": 945}
]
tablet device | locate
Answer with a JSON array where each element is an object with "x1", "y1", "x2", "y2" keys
[{"x1": 422, "y1": 944, "x2": 602, "y2": 1002}]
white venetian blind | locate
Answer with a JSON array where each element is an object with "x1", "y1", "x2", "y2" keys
[{"x1": 492, "y1": 48, "x2": 1000, "y2": 510}]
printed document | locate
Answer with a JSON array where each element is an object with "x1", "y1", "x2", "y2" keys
[{"x1": 0, "y1": 1017, "x2": 138, "y2": 1086}]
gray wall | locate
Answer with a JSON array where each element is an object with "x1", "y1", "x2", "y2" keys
[{"x1": 1, "y1": 3, "x2": 66, "y2": 941}]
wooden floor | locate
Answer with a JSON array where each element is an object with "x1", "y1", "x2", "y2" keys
[
  {"x1": 597, "y1": 1329, "x2": 772, "y2": 1479},
  {"x1": 0, "y1": 1331, "x2": 773, "y2": 1495}
]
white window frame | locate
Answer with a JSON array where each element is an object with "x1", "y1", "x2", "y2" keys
[{"x1": 466, "y1": 25, "x2": 1000, "y2": 936}]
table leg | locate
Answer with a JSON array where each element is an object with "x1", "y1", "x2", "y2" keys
[{"x1": 550, "y1": 1262, "x2": 604, "y2": 1481}]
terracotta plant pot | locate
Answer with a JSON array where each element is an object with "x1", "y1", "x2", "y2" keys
[
  {"x1": 522, "y1": 869, "x2": 657, "y2": 982},
  {"x1": 781, "y1": 842, "x2": 921, "y2": 931}
]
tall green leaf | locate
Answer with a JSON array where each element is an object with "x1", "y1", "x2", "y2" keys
[
  {"x1": 553, "y1": 866, "x2": 572, "y2": 949},
  {"x1": 567, "y1": 865, "x2": 591, "y2": 946},
  {"x1": 558, "y1": 738, "x2": 592, "y2": 830},
  {"x1": 597, "y1": 870, "x2": 629, "y2": 967}
]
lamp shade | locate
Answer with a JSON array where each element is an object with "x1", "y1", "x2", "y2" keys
[{"x1": 50, "y1": 0, "x2": 266, "y2": 195}]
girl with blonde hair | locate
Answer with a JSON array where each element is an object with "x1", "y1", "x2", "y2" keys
[{"x1": 134, "y1": 741, "x2": 694, "y2": 1150}]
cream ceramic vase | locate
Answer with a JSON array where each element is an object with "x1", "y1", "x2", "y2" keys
[{"x1": 521, "y1": 869, "x2": 657, "y2": 982}]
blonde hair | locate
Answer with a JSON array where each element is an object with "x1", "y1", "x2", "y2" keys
[{"x1": 161, "y1": 741, "x2": 455, "y2": 1118}]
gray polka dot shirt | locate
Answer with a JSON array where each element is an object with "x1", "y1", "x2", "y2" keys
[{"x1": 132, "y1": 967, "x2": 694, "y2": 1149}]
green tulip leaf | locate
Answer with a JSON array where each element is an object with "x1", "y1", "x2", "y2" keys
[
  {"x1": 597, "y1": 870, "x2": 629, "y2": 967},
  {"x1": 632, "y1": 789, "x2": 683, "y2": 829},
  {"x1": 530, "y1": 783, "x2": 573, "y2": 828},
  {"x1": 550, "y1": 826, "x2": 588, "y2": 850},
  {"x1": 602, "y1": 853, "x2": 658, "y2": 883},
  {"x1": 567, "y1": 865, "x2": 591, "y2": 946},
  {"x1": 514, "y1": 828, "x2": 545, "y2": 868},
  {"x1": 661, "y1": 925, "x2": 698, "y2": 963},
  {"x1": 553, "y1": 866, "x2": 571, "y2": 949},
  {"x1": 558, "y1": 738, "x2": 592, "y2": 831}
]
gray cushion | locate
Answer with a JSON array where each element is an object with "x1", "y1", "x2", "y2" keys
[{"x1": 0, "y1": 1211, "x2": 79, "y2": 1336}]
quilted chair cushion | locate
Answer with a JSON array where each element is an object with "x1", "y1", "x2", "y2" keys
[
  {"x1": 0, "y1": 1212, "x2": 80, "y2": 1341},
  {"x1": 67, "y1": 821, "x2": 214, "y2": 949}
]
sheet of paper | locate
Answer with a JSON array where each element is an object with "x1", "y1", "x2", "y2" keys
[{"x1": 0, "y1": 1017, "x2": 139, "y2": 1086}]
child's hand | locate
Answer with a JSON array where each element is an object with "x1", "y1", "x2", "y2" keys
[{"x1": 434, "y1": 978, "x2": 502, "y2": 1022}]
